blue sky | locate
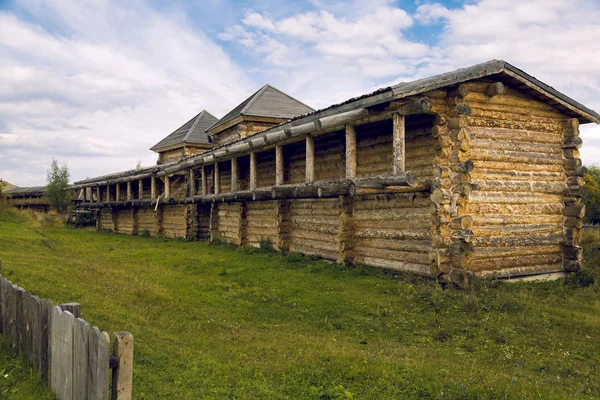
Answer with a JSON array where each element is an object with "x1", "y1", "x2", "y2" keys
[{"x1": 1, "y1": 0, "x2": 599, "y2": 185}]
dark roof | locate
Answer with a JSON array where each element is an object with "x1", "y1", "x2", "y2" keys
[
  {"x1": 150, "y1": 110, "x2": 218, "y2": 152},
  {"x1": 6, "y1": 186, "x2": 46, "y2": 197},
  {"x1": 207, "y1": 84, "x2": 315, "y2": 133}
]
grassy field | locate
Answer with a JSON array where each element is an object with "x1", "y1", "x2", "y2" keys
[{"x1": 0, "y1": 207, "x2": 599, "y2": 399}]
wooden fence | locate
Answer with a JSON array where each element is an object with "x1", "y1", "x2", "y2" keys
[{"x1": 0, "y1": 262, "x2": 133, "y2": 400}]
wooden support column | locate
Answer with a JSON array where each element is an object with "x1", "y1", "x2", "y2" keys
[
  {"x1": 392, "y1": 113, "x2": 405, "y2": 174},
  {"x1": 214, "y1": 163, "x2": 220, "y2": 195},
  {"x1": 189, "y1": 169, "x2": 196, "y2": 196},
  {"x1": 96, "y1": 186, "x2": 101, "y2": 203},
  {"x1": 116, "y1": 184, "x2": 121, "y2": 202},
  {"x1": 305, "y1": 134, "x2": 315, "y2": 183},
  {"x1": 138, "y1": 180, "x2": 143, "y2": 200},
  {"x1": 249, "y1": 152, "x2": 257, "y2": 190},
  {"x1": 151, "y1": 176, "x2": 157, "y2": 200},
  {"x1": 275, "y1": 145, "x2": 284, "y2": 186},
  {"x1": 165, "y1": 175, "x2": 170, "y2": 198},
  {"x1": 106, "y1": 185, "x2": 111, "y2": 202},
  {"x1": 126, "y1": 181, "x2": 132, "y2": 201},
  {"x1": 345, "y1": 124, "x2": 356, "y2": 179},
  {"x1": 231, "y1": 158, "x2": 238, "y2": 193},
  {"x1": 201, "y1": 166, "x2": 207, "y2": 196}
]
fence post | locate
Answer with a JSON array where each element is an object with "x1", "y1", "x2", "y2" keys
[{"x1": 111, "y1": 332, "x2": 133, "y2": 400}]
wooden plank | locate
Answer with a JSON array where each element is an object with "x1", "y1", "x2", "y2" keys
[
  {"x1": 50, "y1": 305, "x2": 63, "y2": 396},
  {"x1": 15, "y1": 287, "x2": 24, "y2": 352},
  {"x1": 74, "y1": 318, "x2": 90, "y2": 400},
  {"x1": 88, "y1": 327, "x2": 110, "y2": 400},
  {"x1": 59, "y1": 311, "x2": 75, "y2": 400},
  {"x1": 23, "y1": 292, "x2": 32, "y2": 361},
  {"x1": 0, "y1": 278, "x2": 5, "y2": 335},
  {"x1": 31, "y1": 295, "x2": 42, "y2": 374},
  {"x1": 112, "y1": 332, "x2": 134, "y2": 400},
  {"x1": 392, "y1": 112, "x2": 405, "y2": 174},
  {"x1": 42, "y1": 299, "x2": 52, "y2": 383}
]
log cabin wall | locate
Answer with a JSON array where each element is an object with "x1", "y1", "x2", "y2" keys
[
  {"x1": 161, "y1": 205, "x2": 187, "y2": 238},
  {"x1": 97, "y1": 209, "x2": 114, "y2": 231},
  {"x1": 460, "y1": 79, "x2": 577, "y2": 279},
  {"x1": 138, "y1": 208, "x2": 159, "y2": 236},
  {"x1": 158, "y1": 149, "x2": 184, "y2": 164},
  {"x1": 116, "y1": 209, "x2": 137, "y2": 235}
]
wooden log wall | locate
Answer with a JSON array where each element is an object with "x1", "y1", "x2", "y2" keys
[
  {"x1": 463, "y1": 81, "x2": 569, "y2": 279},
  {"x1": 216, "y1": 203, "x2": 245, "y2": 245},
  {"x1": 116, "y1": 209, "x2": 137, "y2": 236},
  {"x1": 245, "y1": 201, "x2": 279, "y2": 248},
  {"x1": 137, "y1": 208, "x2": 159, "y2": 236},
  {"x1": 353, "y1": 193, "x2": 433, "y2": 275},
  {"x1": 98, "y1": 209, "x2": 115, "y2": 231},
  {"x1": 284, "y1": 141, "x2": 307, "y2": 184},
  {"x1": 161, "y1": 205, "x2": 187, "y2": 238}
]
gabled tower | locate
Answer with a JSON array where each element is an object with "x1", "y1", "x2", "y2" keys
[{"x1": 206, "y1": 84, "x2": 314, "y2": 147}]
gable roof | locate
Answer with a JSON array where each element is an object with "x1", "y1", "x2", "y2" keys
[
  {"x1": 207, "y1": 84, "x2": 315, "y2": 134},
  {"x1": 151, "y1": 110, "x2": 218, "y2": 152},
  {"x1": 6, "y1": 186, "x2": 46, "y2": 197}
]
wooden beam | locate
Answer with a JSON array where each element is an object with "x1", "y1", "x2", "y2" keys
[
  {"x1": 392, "y1": 97, "x2": 432, "y2": 116},
  {"x1": 392, "y1": 112, "x2": 405, "y2": 174},
  {"x1": 275, "y1": 145, "x2": 284, "y2": 186},
  {"x1": 96, "y1": 186, "x2": 101, "y2": 203},
  {"x1": 305, "y1": 134, "x2": 315, "y2": 183},
  {"x1": 138, "y1": 179, "x2": 143, "y2": 200},
  {"x1": 189, "y1": 169, "x2": 196, "y2": 196},
  {"x1": 214, "y1": 163, "x2": 220, "y2": 195},
  {"x1": 249, "y1": 152, "x2": 257, "y2": 190},
  {"x1": 126, "y1": 181, "x2": 132, "y2": 201},
  {"x1": 345, "y1": 124, "x2": 356, "y2": 179},
  {"x1": 201, "y1": 166, "x2": 207, "y2": 196},
  {"x1": 115, "y1": 184, "x2": 121, "y2": 202},
  {"x1": 106, "y1": 185, "x2": 111, "y2": 202},
  {"x1": 231, "y1": 158, "x2": 238, "y2": 193},
  {"x1": 112, "y1": 332, "x2": 134, "y2": 400},
  {"x1": 486, "y1": 82, "x2": 505, "y2": 97},
  {"x1": 151, "y1": 176, "x2": 156, "y2": 200}
]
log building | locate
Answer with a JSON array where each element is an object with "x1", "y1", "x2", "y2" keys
[
  {"x1": 72, "y1": 60, "x2": 600, "y2": 287},
  {"x1": 5, "y1": 186, "x2": 50, "y2": 212}
]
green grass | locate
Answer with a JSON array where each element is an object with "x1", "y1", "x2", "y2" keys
[{"x1": 0, "y1": 207, "x2": 599, "y2": 399}]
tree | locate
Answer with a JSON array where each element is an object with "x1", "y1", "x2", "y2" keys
[
  {"x1": 583, "y1": 165, "x2": 600, "y2": 224},
  {"x1": 46, "y1": 159, "x2": 73, "y2": 214}
]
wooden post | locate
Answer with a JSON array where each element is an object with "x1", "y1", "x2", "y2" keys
[
  {"x1": 392, "y1": 112, "x2": 405, "y2": 174},
  {"x1": 249, "y1": 152, "x2": 257, "y2": 190},
  {"x1": 214, "y1": 163, "x2": 220, "y2": 195},
  {"x1": 126, "y1": 181, "x2": 132, "y2": 201},
  {"x1": 231, "y1": 158, "x2": 238, "y2": 193},
  {"x1": 165, "y1": 175, "x2": 170, "y2": 198},
  {"x1": 201, "y1": 166, "x2": 207, "y2": 196},
  {"x1": 112, "y1": 332, "x2": 133, "y2": 400},
  {"x1": 138, "y1": 179, "x2": 143, "y2": 200},
  {"x1": 306, "y1": 134, "x2": 315, "y2": 183},
  {"x1": 345, "y1": 124, "x2": 356, "y2": 179},
  {"x1": 96, "y1": 187, "x2": 101, "y2": 203},
  {"x1": 115, "y1": 184, "x2": 121, "y2": 202},
  {"x1": 106, "y1": 185, "x2": 111, "y2": 202},
  {"x1": 275, "y1": 145, "x2": 284, "y2": 186},
  {"x1": 151, "y1": 176, "x2": 156, "y2": 200},
  {"x1": 189, "y1": 169, "x2": 196, "y2": 196}
]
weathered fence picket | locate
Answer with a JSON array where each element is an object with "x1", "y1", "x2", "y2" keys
[{"x1": 0, "y1": 268, "x2": 133, "y2": 400}]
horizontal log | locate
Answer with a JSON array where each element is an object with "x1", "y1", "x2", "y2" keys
[{"x1": 392, "y1": 97, "x2": 432, "y2": 115}]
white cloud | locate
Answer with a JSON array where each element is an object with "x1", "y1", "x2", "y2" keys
[{"x1": 0, "y1": 0, "x2": 253, "y2": 186}]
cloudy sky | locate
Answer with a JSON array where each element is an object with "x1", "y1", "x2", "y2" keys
[{"x1": 1, "y1": 0, "x2": 599, "y2": 186}]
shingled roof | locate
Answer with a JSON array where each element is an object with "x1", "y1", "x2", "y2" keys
[
  {"x1": 151, "y1": 110, "x2": 218, "y2": 152},
  {"x1": 6, "y1": 186, "x2": 46, "y2": 197},
  {"x1": 207, "y1": 84, "x2": 315, "y2": 134}
]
